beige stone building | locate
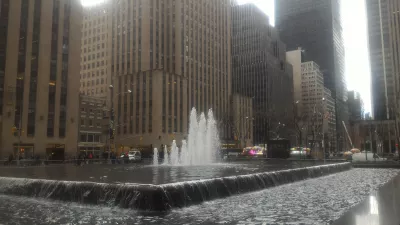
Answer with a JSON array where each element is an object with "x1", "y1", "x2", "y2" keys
[
  {"x1": 0, "y1": 0, "x2": 82, "y2": 159},
  {"x1": 231, "y1": 94, "x2": 253, "y2": 148},
  {"x1": 80, "y1": 0, "x2": 111, "y2": 98},
  {"x1": 78, "y1": 95, "x2": 107, "y2": 157},
  {"x1": 286, "y1": 51, "x2": 337, "y2": 150},
  {"x1": 107, "y1": 0, "x2": 232, "y2": 151}
]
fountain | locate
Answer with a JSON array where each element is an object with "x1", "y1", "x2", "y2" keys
[
  {"x1": 154, "y1": 108, "x2": 220, "y2": 166},
  {"x1": 153, "y1": 148, "x2": 158, "y2": 166},
  {"x1": 170, "y1": 140, "x2": 179, "y2": 165},
  {"x1": 163, "y1": 144, "x2": 169, "y2": 165}
]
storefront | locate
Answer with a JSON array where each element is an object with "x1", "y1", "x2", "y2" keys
[{"x1": 13, "y1": 143, "x2": 34, "y2": 159}]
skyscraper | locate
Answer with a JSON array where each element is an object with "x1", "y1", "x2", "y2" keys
[
  {"x1": 348, "y1": 90, "x2": 364, "y2": 122},
  {"x1": 80, "y1": 0, "x2": 112, "y2": 98},
  {"x1": 286, "y1": 48, "x2": 336, "y2": 150},
  {"x1": 232, "y1": 3, "x2": 293, "y2": 145},
  {"x1": 0, "y1": 0, "x2": 82, "y2": 159},
  {"x1": 276, "y1": 0, "x2": 347, "y2": 151},
  {"x1": 108, "y1": 0, "x2": 232, "y2": 150},
  {"x1": 366, "y1": 0, "x2": 400, "y2": 120}
]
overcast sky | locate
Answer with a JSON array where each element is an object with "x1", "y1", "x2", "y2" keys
[
  {"x1": 82, "y1": 0, "x2": 371, "y2": 112},
  {"x1": 237, "y1": 0, "x2": 371, "y2": 113}
]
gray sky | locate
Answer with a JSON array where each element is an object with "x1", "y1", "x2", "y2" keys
[{"x1": 82, "y1": 0, "x2": 371, "y2": 112}]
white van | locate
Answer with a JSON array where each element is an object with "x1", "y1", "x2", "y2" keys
[
  {"x1": 352, "y1": 152, "x2": 386, "y2": 162},
  {"x1": 128, "y1": 150, "x2": 142, "y2": 162}
]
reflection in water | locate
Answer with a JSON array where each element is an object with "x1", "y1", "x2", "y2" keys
[
  {"x1": 355, "y1": 195, "x2": 380, "y2": 225},
  {"x1": 335, "y1": 174, "x2": 400, "y2": 225},
  {"x1": 370, "y1": 196, "x2": 379, "y2": 215},
  {"x1": 152, "y1": 167, "x2": 159, "y2": 184}
]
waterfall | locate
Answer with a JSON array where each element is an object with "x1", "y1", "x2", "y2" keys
[{"x1": 0, "y1": 163, "x2": 352, "y2": 211}]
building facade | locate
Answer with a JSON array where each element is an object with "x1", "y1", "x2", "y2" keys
[
  {"x1": 0, "y1": 0, "x2": 82, "y2": 159},
  {"x1": 80, "y1": 0, "x2": 112, "y2": 98},
  {"x1": 301, "y1": 61, "x2": 337, "y2": 151},
  {"x1": 323, "y1": 87, "x2": 337, "y2": 152},
  {"x1": 351, "y1": 120, "x2": 397, "y2": 154},
  {"x1": 348, "y1": 91, "x2": 364, "y2": 122},
  {"x1": 286, "y1": 49, "x2": 336, "y2": 149},
  {"x1": 286, "y1": 48, "x2": 304, "y2": 115},
  {"x1": 232, "y1": 3, "x2": 294, "y2": 145},
  {"x1": 78, "y1": 95, "x2": 107, "y2": 157},
  {"x1": 366, "y1": 0, "x2": 400, "y2": 120},
  {"x1": 276, "y1": 0, "x2": 347, "y2": 151},
  {"x1": 230, "y1": 94, "x2": 253, "y2": 148},
  {"x1": 107, "y1": 0, "x2": 231, "y2": 150}
]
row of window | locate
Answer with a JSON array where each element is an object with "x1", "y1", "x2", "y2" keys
[{"x1": 79, "y1": 133, "x2": 102, "y2": 143}]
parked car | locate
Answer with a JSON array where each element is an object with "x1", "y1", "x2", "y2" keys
[
  {"x1": 120, "y1": 150, "x2": 142, "y2": 162},
  {"x1": 128, "y1": 150, "x2": 142, "y2": 162}
]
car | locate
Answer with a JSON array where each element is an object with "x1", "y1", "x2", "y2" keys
[{"x1": 128, "y1": 150, "x2": 142, "y2": 162}]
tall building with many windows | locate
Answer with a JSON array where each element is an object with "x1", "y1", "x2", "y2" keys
[
  {"x1": 80, "y1": 0, "x2": 112, "y2": 98},
  {"x1": 108, "y1": 0, "x2": 232, "y2": 150},
  {"x1": 286, "y1": 49, "x2": 337, "y2": 150},
  {"x1": 232, "y1": 3, "x2": 294, "y2": 145},
  {"x1": 366, "y1": 0, "x2": 400, "y2": 120},
  {"x1": 276, "y1": 0, "x2": 347, "y2": 151},
  {"x1": 0, "y1": 0, "x2": 82, "y2": 159},
  {"x1": 348, "y1": 90, "x2": 364, "y2": 122}
]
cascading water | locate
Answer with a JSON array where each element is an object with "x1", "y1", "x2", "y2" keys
[
  {"x1": 155, "y1": 108, "x2": 220, "y2": 166},
  {"x1": 153, "y1": 148, "x2": 158, "y2": 166}
]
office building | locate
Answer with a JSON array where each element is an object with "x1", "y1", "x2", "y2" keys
[
  {"x1": 276, "y1": 0, "x2": 347, "y2": 151},
  {"x1": 231, "y1": 94, "x2": 253, "y2": 148},
  {"x1": 232, "y1": 3, "x2": 294, "y2": 145},
  {"x1": 80, "y1": 0, "x2": 112, "y2": 98},
  {"x1": 301, "y1": 61, "x2": 336, "y2": 149},
  {"x1": 107, "y1": 0, "x2": 232, "y2": 150},
  {"x1": 78, "y1": 95, "x2": 108, "y2": 157},
  {"x1": 366, "y1": 0, "x2": 400, "y2": 120},
  {"x1": 351, "y1": 120, "x2": 396, "y2": 154},
  {"x1": 348, "y1": 91, "x2": 364, "y2": 122},
  {"x1": 286, "y1": 49, "x2": 336, "y2": 150},
  {"x1": 0, "y1": 0, "x2": 82, "y2": 159},
  {"x1": 323, "y1": 87, "x2": 337, "y2": 152}
]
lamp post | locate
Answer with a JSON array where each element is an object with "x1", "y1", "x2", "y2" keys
[{"x1": 108, "y1": 84, "x2": 132, "y2": 163}]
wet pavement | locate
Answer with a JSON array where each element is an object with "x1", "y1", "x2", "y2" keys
[
  {"x1": 0, "y1": 168, "x2": 398, "y2": 224},
  {"x1": 0, "y1": 160, "x2": 326, "y2": 184},
  {"x1": 333, "y1": 171, "x2": 400, "y2": 225}
]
